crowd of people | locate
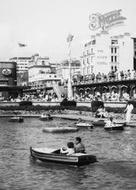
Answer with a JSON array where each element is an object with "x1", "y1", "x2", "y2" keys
[
  {"x1": 72, "y1": 69, "x2": 136, "y2": 85},
  {"x1": 3, "y1": 91, "x2": 59, "y2": 102},
  {"x1": 73, "y1": 90, "x2": 132, "y2": 102}
]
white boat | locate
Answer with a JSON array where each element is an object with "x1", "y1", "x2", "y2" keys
[
  {"x1": 104, "y1": 123, "x2": 124, "y2": 131},
  {"x1": 8, "y1": 116, "x2": 24, "y2": 123},
  {"x1": 43, "y1": 126, "x2": 78, "y2": 133},
  {"x1": 76, "y1": 122, "x2": 93, "y2": 128},
  {"x1": 30, "y1": 147, "x2": 97, "y2": 166}
]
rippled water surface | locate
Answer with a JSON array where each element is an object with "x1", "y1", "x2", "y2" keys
[{"x1": 0, "y1": 117, "x2": 136, "y2": 190}]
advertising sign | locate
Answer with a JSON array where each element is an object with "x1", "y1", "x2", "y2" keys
[
  {"x1": 2, "y1": 68, "x2": 12, "y2": 76},
  {"x1": 89, "y1": 9, "x2": 126, "y2": 32}
]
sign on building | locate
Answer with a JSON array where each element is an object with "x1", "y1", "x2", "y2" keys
[{"x1": 89, "y1": 9, "x2": 126, "y2": 32}]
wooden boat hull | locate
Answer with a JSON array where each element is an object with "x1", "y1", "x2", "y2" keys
[
  {"x1": 30, "y1": 147, "x2": 97, "y2": 166},
  {"x1": 76, "y1": 123, "x2": 93, "y2": 128}
]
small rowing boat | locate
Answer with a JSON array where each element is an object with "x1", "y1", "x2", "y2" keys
[
  {"x1": 8, "y1": 116, "x2": 24, "y2": 123},
  {"x1": 92, "y1": 119, "x2": 106, "y2": 127},
  {"x1": 39, "y1": 114, "x2": 53, "y2": 121},
  {"x1": 43, "y1": 126, "x2": 78, "y2": 133},
  {"x1": 104, "y1": 124, "x2": 124, "y2": 131},
  {"x1": 30, "y1": 147, "x2": 97, "y2": 166},
  {"x1": 76, "y1": 122, "x2": 93, "y2": 128}
]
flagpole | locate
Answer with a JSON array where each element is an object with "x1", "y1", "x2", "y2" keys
[{"x1": 67, "y1": 34, "x2": 74, "y2": 100}]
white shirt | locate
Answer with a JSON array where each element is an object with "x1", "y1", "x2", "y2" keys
[{"x1": 126, "y1": 104, "x2": 134, "y2": 113}]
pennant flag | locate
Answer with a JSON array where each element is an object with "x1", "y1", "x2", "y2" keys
[
  {"x1": 18, "y1": 43, "x2": 27, "y2": 47},
  {"x1": 67, "y1": 34, "x2": 74, "y2": 43}
]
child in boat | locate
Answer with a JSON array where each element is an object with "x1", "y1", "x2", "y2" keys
[{"x1": 60, "y1": 142, "x2": 75, "y2": 155}]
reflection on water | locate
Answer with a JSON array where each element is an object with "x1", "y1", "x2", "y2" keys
[{"x1": 0, "y1": 118, "x2": 136, "y2": 189}]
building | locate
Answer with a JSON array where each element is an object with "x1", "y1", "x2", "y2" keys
[
  {"x1": 56, "y1": 59, "x2": 81, "y2": 82},
  {"x1": 0, "y1": 61, "x2": 23, "y2": 98},
  {"x1": 81, "y1": 32, "x2": 135, "y2": 75},
  {"x1": 10, "y1": 56, "x2": 32, "y2": 73},
  {"x1": 28, "y1": 65, "x2": 61, "y2": 88},
  {"x1": 29, "y1": 54, "x2": 50, "y2": 67}
]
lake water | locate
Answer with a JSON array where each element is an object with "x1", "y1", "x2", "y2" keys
[{"x1": 0, "y1": 117, "x2": 136, "y2": 190}]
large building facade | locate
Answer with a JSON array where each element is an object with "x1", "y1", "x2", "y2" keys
[
  {"x1": 81, "y1": 32, "x2": 135, "y2": 75},
  {"x1": 10, "y1": 56, "x2": 32, "y2": 73}
]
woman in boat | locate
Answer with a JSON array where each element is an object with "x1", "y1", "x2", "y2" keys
[
  {"x1": 74, "y1": 137, "x2": 86, "y2": 153},
  {"x1": 60, "y1": 142, "x2": 75, "y2": 155}
]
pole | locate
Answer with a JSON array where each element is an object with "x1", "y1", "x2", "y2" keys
[{"x1": 67, "y1": 38, "x2": 73, "y2": 100}]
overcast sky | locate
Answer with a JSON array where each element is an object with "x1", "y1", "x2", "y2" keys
[{"x1": 0, "y1": 0, "x2": 135, "y2": 62}]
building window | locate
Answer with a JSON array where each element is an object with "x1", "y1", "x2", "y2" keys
[
  {"x1": 115, "y1": 48, "x2": 117, "y2": 54},
  {"x1": 111, "y1": 48, "x2": 113, "y2": 54},
  {"x1": 111, "y1": 56, "x2": 114, "y2": 62},
  {"x1": 115, "y1": 56, "x2": 117, "y2": 62}
]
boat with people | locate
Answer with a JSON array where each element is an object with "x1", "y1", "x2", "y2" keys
[
  {"x1": 39, "y1": 113, "x2": 53, "y2": 121},
  {"x1": 104, "y1": 117, "x2": 124, "y2": 131},
  {"x1": 30, "y1": 147, "x2": 97, "y2": 166},
  {"x1": 8, "y1": 116, "x2": 24, "y2": 123},
  {"x1": 42, "y1": 126, "x2": 78, "y2": 133}
]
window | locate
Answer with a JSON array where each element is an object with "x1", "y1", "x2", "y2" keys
[
  {"x1": 115, "y1": 56, "x2": 117, "y2": 62},
  {"x1": 87, "y1": 58, "x2": 89, "y2": 64},
  {"x1": 111, "y1": 56, "x2": 114, "y2": 62}
]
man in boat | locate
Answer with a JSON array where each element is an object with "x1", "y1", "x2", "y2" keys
[
  {"x1": 60, "y1": 142, "x2": 75, "y2": 155},
  {"x1": 74, "y1": 137, "x2": 86, "y2": 153}
]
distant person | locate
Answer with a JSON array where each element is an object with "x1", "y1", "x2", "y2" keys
[
  {"x1": 60, "y1": 142, "x2": 75, "y2": 155},
  {"x1": 95, "y1": 105, "x2": 108, "y2": 118},
  {"x1": 105, "y1": 117, "x2": 114, "y2": 128},
  {"x1": 124, "y1": 102, "x2": 134, "y2": 123},
  {"x1": 74, "y1": 137, "x2": 86, "y2": 153}
]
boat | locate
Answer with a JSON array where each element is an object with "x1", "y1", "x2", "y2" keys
[
  {"x1": 39, "y1": 114, "x2": 53, "y2": 121},
  {"x1": 30, "y1": 147, "x2": 97, "y2": 166},
  {"x1": 8, "y1": 116, "x2": 24, "y2": 123},
  {"x1": 76, "y1": 122, "x2": 94, "y2": 129},
  {"x1": 104, "y1": 123, "x2": 124, "y2": 131},
  {"x1": 43, "y1": 126, "x2": 78, "y2": 133},
  {"x1": 92, "y1": 119, "x2": 106, "y2": 127}
]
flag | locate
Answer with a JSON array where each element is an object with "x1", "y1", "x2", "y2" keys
[
  {"x1": 67, "y1": 34, "x2": 74, "y2": 43},
  {"x1": 18, "y1": 43, "x2": 27, "y2": 47}
]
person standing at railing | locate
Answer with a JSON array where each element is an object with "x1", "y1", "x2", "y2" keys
[{"x1": 124, "y1": 102, "x2": 134, "y2": 123}]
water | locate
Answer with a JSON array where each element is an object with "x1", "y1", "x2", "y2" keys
[{"x1": 0, "y1": 118, "x2": 136, "y2": 190}]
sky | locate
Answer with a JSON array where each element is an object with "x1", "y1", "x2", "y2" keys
[{"x1": 0, "y1": 0, "x2": 136, "y2": 62}]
